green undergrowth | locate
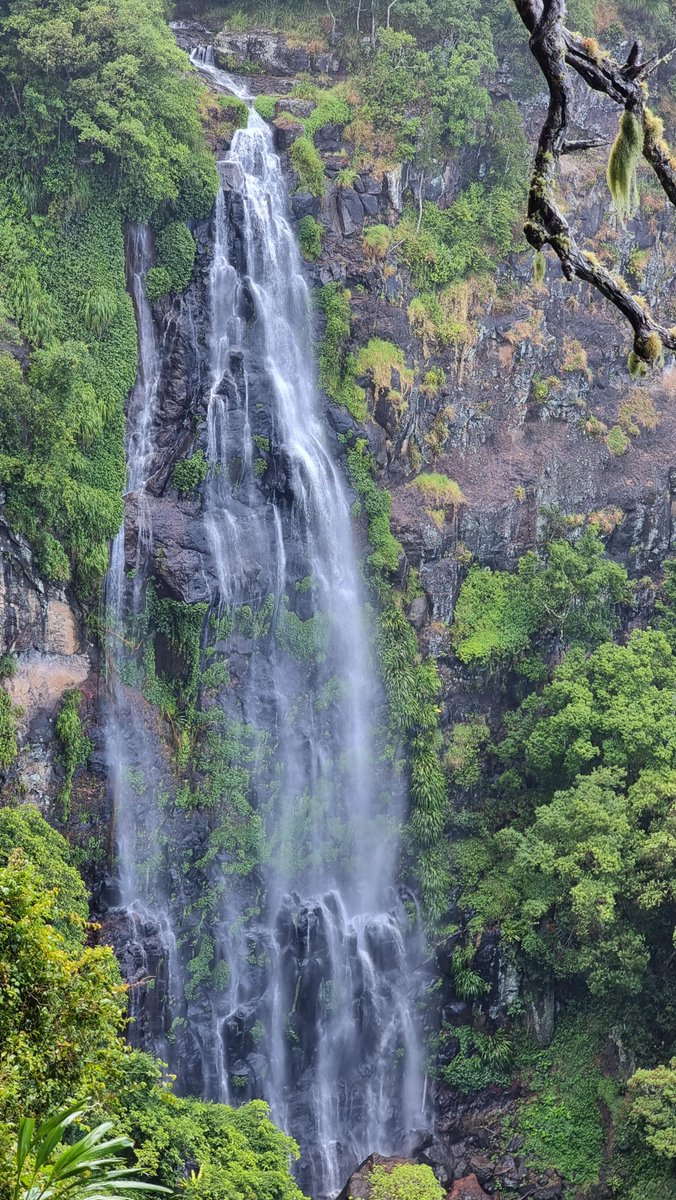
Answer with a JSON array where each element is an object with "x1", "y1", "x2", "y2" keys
[
  {"x1": 172, "y1": 449, "x2": 209, "y2": 495},
  {"x1": 315, "y1": 283, "x2": 367, "y2": 421},
  {"x1": 346, "y1": 437, "x2": 447, "y2": 918},
  {"x1": 55, "y1": 689, "x2": 93, "y2": 820},
  {"x1": 297, "y1": 214, "x2": 323, "y2": 261},
  {"x1": 288, "y1": 135, "x2": 325, "y2": 195},
  {"x1": 146, "y1": 221, "x2": 197, "y2": 301},
  {"x1": 515, "y1": 1019, "x2": 618, "y2": 1190}
]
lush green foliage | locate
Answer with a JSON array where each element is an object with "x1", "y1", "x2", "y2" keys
[
  {"x1": 297, "y1": 214, "x2": 323, "y2": 261},
  {"x1": 451, "y1": 528, "x2": 631, "y2": 672},
  {"x1": 515, "y1": 1020, "x2": 617, "y2": 1188},
  {"x1": 314, "y1": 284, "x2": 367, "y2": 421},
  {"x1": 368, "y1": 1162, "x2": 443, "y2": 1200},
  {"x1": 625, "y1": 1059, "x2": 676, "y2": 1162},
  {"x1": 0, "y1": 0, "x2": 218, "y2": 222},
  {"x1": 0, "y1": 808, "x2": 305, "y2": 1200},
  {"x1": 0, "y1": 682, "x2": 19, "y2": 768},
  {"x1": 0, "y1": 852, "x2": 125, "y2": 1191},
  {"x1": 346, "y1": 439, "x2": 447, "y2": 916},
  {"x1": 454, "y1": 628, "x2": 676, "y2": 998},
  {"x1": 253, "y1": 94, "x2": 277, "y2": 121},
  {"x1": 288, "y1": 136, "x2": 324, "y2": 195},
  {"x1": 358, "y1": 24, "x2": 495, "y2": 160},
  {"x1": 171, "y1": 449, "x2": 208, "y2": 495},
  {"x1": 146, "y1": 222, "x2": 196, "y2": 301},
  {"x1": 0, "y1": 0, "x2": 217, "y2": 588},
  {"x1": 55, "y1": 690, "x2": 92, "y2": 819},
  {"x1": 112, "y1": 1054, "x2": 305, "y2": 1200},
  {"x1": 0, "y1": 804, "x2": 88, "y2": 935},
  {"x1": 12, "y1": 1104, "x2": 167, "y2": 1200}
]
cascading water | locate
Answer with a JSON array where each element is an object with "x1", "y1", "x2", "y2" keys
[
  {"x1": 105, "y1": 225, "x2": 181, "y2": 1056},
  {"x1": 107, "y1": 48, "x2": 425, "y2": 1200}
]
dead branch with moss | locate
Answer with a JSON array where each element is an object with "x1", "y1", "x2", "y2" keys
[{"x1": 512, "y1": 0, "x2": 676, "y2": 367}]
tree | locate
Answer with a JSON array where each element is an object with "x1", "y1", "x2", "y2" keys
[
  {"x1": 0, "y1": 852, "x2": 126, "y2": 1197},
  {"x1": 450, "y1": 529, "x2": 631, "y2": 670},
  {"x1": 453, "y1": 629, "x2": 676, "y2": 999},
  {"x1": 626, "y1": 1059, "x2": 676, "y2": 1162},
  {"x1": 512, "y1": 0, "x2": 676, "y2": 366}
]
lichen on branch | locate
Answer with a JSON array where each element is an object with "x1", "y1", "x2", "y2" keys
[{"x1": 512, "y1": 0, "x2": 676, "y2": 364}]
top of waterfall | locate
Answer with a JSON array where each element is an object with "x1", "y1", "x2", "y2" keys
[{"x1": 190, "y1": 45, "x2": 253, "y2": 104}]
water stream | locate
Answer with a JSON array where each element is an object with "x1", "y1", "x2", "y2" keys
[{"x1": 106, "y1": 49, "x2": 424, "y2": 1198}]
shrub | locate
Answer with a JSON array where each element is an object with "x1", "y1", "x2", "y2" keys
[
  {"x1": 410, "y1": 472, "x2": 465, "y2": 508},
  {"x1": 79, "y1": 286, "x2": 119, "y2": 335},
  {"x1": 146, "y1": 221, "x2": 196, "y2": 300},
  {"x1": 363, "y1": 224, "x2": 393, "y2": 259},
  {"x1": 253, "y1": 94, "x2": 277, "y2": 120},
  {"x1": 607, "y1": 424, "x2": 630, "y2": 455},
  {"x1": 172, "y1": 449, "x2": 209, "y2": 495},
  {"x1": 369, "y1": 1163, "x2": 444, "y2": 1200},
  {"x1": 145, "y1": 267, "x2": 172, "y2": 301},
  {"x1": 0, "y1": 686, "x2": 19, "y2": 768},
  {"x1": 288, "y1": 136, "x2": 325, "y2": 196},
  {"x1": 297, "y1": 214, "x2": 323, "y2": 261}
]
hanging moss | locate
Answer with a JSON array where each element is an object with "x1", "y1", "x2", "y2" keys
[{"x1": 607, "y1": 111, "x2": 642, "y2": 226}]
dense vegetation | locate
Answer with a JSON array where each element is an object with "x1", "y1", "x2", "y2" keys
[
  {"x1": 2, "y1": 0, "x2": 676, "y2": 1198},
  {"x1": 0, "y1": 806, "x2": 305, "y2": 1200},
  {"x1": 0, "y1": 0, "x2": 218, "y2": 591},
  {"x1": 443, "y1": 533, "x2": 676, "y2": 1197}
]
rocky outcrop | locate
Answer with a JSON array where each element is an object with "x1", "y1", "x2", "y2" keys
[
  {"x1": 0, "y1": 512, "x2": 95, "y2": 812},
  {"x1": 214, "y1": 29, "x2": 342, "y2": 77}
]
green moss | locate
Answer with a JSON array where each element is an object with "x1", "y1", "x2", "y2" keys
[
  {"x1": 607, "y1": 111, "x2": 642, "y2": 226},
  {"x1": 410, "y1": 473, "x2": 465, "y2": 508},
  {"x1": 274, "y1": 600, "x2": 329, "y2": 663},
  {"x1": 253, "y1": 95, "x2": 278, "y2": 121},
  {"x1": 356, "y1": 338, "x2": 414, "y2": 402},
  {"x1": 288, "y1": 136, "x2": 325, "y2": 196},
  {"x1": 297, "y1": 214, "x2": 323, "y2": 261},
  {"x1": 55, "y1": 689, "x2": 93, "y2": 819},
  {"x1": 303, "y1": 87, "x2": 352, "y2": 136}
]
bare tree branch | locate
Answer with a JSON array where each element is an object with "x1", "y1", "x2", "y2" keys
[{"x1": 513, "y1": 0, "x2": 676, "y2": 362}]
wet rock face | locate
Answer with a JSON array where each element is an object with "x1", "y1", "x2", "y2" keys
[
  {"x1": 0, "y1": 512, "x2": 95, "y2": 811},
  {"x1": 214, "y1": 29, "x2": 342, "y2": 77}
]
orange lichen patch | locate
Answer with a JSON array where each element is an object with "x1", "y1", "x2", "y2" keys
[{"x1": 588, "y1": 508, "x2": 624, "y2": 535}]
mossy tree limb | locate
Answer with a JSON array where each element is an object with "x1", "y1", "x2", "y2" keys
[{"x1": 512, "y1": 0, "x2": 676, "y2": 364}]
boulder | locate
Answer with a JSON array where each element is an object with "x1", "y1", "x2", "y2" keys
[{"x1": 446, "y1": 1175, "x2": 490, "y2": 1200}]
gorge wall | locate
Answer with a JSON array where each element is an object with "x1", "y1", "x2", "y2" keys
[{"x1": 2, "y1": 3, "x2": 676, "y2": 1199}]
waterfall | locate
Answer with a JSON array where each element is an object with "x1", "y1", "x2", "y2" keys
[
  {"x1": 104, "y1": 225, "x2": 182, "y2": 1058},
  {"x1": 106, "y1": 48, "x2": 425, "y2": 1200}
]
